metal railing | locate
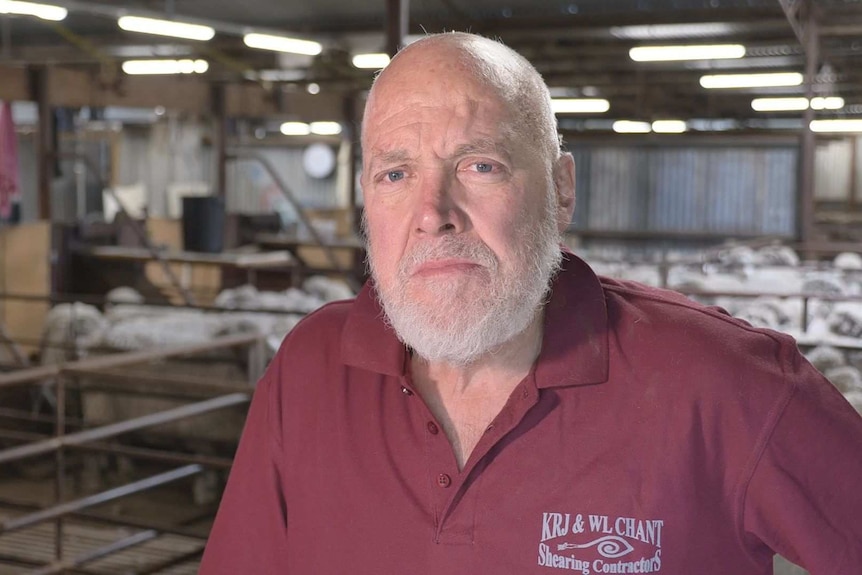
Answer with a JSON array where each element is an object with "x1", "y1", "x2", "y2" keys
[{"x1": 0, "y1": 332, "x2": 264, "y2": 573}]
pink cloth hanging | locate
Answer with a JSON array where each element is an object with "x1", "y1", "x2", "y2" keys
[{"x1": 0, "y1": 101, "x2": 21, "y2": 220}]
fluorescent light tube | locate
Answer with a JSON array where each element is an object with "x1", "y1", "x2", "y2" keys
[
  {"x1": 244, "y1": 33, "x2": 322, "y2": 56},
  {"x1": 551, "y1": 98, "x2": 610, "y2": 114},
  {"x1": 630, "y1": 44, "x2": 745, "y2": 62},
  {"x1": 751, "y1": 96, "x2": 845, "y2": 112},
  {"x1": 611, "y1": 23, "x2": 736, "y2": 40},
  {"x1": 280, "y1": 122, "x2": 311, "y2": 136},
  {"x1": 352, "y1": 53, "x2": 391, "y2": 69},
  {"x1": 811, "y1": 97, "x2": 844, "y2": 110},
  {"x1": 310, "y1": 122, "x2": 342, "y2": 136},
  {"x1": 118, "y1": 16, "x2": 215, "y2": 41},
  {"x1": 122, "y1": 59, "x2": 208, "y2": 75},
  {"x1": 752, "y1": 97, "x2": 810, "y2": 112},
  {"x1": 0, "y1": 0, "x2": 66, "y2": 21},
  {"x1": 700, "y1": 72, "x2": 803, "y2": 89},
  {"x1": 613, "y1": 120, "x2": 652, "y2": 134},
  {"x1": 810, "y1": 119, "x2": 862, "y2": 133},
  {"x1": 651, "y1": 120, "x2": 687, "y2": 133}
]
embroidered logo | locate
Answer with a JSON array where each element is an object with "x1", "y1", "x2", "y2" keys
[{"x1": 537, "y1": 512, "x2": 663, "y2": 573}]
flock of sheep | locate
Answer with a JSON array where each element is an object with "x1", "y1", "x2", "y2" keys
[{"x1": 586, "y1": 243, "x2": 862, "y2": 416}]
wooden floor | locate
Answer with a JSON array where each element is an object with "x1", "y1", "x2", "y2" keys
[
  {"x1": 0, "y1": 512, "x2": 201, "y2": 575},
  {"x1": 0, "y1": 464, "x2": 212, "y2": 575}
]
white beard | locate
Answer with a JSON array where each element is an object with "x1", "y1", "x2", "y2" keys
[{"x1": 366, "y1": 189, "x2": 563, "y2": 367}]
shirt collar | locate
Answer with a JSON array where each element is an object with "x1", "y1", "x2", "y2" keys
[{"x1": 341, "y1": 248, "x2": 609, "y2": 388}]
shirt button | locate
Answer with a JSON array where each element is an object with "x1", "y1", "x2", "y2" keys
[
  {"x1": 426, "y1": 421, "x2": 439, "y2": 435},
  {"x1": 436, "y1": 474, "x2": 451, "y2": 488},
  {"x1": 401, "y1": 386, "x2": 413, "y2": 396}
]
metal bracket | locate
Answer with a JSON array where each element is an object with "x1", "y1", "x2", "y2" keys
[{"x1": 778, "y1": 0, "x2": 808, "y2": 45}]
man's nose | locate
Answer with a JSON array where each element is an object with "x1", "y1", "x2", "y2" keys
[{"x1": 413, "y1": 171, "x2": 466, "y2": 235}]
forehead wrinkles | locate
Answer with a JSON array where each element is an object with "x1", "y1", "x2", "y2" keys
[{"x1": 365, "y1": 94, "x2": 503, "y2": 164}]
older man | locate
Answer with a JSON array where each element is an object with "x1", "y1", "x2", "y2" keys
[{"x1": 201, "y1": 33, "x2": 862, "y2": 574}]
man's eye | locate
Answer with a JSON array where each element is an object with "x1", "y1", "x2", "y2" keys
[
  {"x1": 387, "y1": 170, "x2": 405, "y2": 182},
  {"x1": 475, "y1": 163, "x2": 494, "y2": 173}
]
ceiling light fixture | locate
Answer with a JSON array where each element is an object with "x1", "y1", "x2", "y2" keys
[
  {"x1": 811, "y1": 97, "x2": 845, "y2": 110},
  {"x1": 118, "y1": 16, "x2": 215, "y2": 41},
  {"x1": 611, "y1": 22, "x2": 736, "y2": 40},
  {"x1": 0, "y1": 0, "x2": 66, "y2": 21},
  {"x1": 352, "y1": 53, "x2": 391, "y2": 69},
  {"x1": 310, "y1": 121, "x2": 342, "y2": 135},
  {"x1": 651, "y1": 120, "x2": 688, "y2": 133},
  {"x1": 809, "y1": 119, "x2": 862, "y2": 133},
  {"x1": 751, "y1": 96, "x2": 845, "y2": 112},
  {"x1": 629, "y1": 44, "x2": 745, "y2": 62},
  {"x1": 551, "y1": 98, "x2": 610, "y2": 114},
  {"x1": 243, "y1": 33, "x2": 322, "y2": 56},
  {"x1": 700, "y1": 72, "x2": 803, "y2": 89},
  {"x1": 121, "y1": 59, "x2": 209, "y2": 75},
  {"x1": 280, "y1": 122, "x2": 311, "y2": 136},
  {"x1": 613, "y1": 120, "x2": 652, "y2": 134},
  {"x1": 751, "y1": 97, "x2": 810, "y2": 112}
]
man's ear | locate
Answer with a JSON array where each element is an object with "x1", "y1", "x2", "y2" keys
[{"x1": 553, "y1": 153, "x2": 576, "y2": 233}]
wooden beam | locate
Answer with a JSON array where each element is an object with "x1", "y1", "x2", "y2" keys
[{"x1": 0, "y1": 65, "x2": 30, "y2": 101}]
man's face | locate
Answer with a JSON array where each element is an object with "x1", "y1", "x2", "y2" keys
[{"x1": 361, "y1": 48, "x2": 566, "y2": 365}]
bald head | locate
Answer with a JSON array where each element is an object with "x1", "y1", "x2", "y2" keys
[{"x1": 362, "y1": 32, "x2": 561, "y2": 165}]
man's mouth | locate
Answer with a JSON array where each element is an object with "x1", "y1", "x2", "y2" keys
[{"x1": 412, "y1": 258, "x2": 483, "y2": 277}]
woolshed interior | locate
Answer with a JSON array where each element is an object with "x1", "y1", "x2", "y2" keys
[{"x1": 0, "y1": 0, "x2": 860, "y2": 574}]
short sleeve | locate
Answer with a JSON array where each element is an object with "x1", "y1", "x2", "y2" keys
[
  {"x1": 199, "y1": 373, "x2": 288, "y2": 573},
  {"x1": 742, "y1": 353, "x2": 862, "y2": 574}
]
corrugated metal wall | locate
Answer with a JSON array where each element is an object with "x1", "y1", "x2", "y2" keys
[
  {"x1": 815, "y1": 137, "x2": 861, "y2": 203},
  {"x1": 226, "y1": 148, "x2": 340, "y2": 215},
  {"x1": 569, "y1": 144, "x2": 798, "y2": 236}
]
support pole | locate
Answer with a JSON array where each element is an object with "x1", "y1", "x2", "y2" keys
[
  {"x1": 385, "y1": 0, "x2": 409, "y2": 57},
  {"x1": 53, "y1": 375, "x2": 66, "y2": 562},
  {"x1": 212, "y1": 83, "x2": 227, "y2": 199},
  {"x1": 343, "y1": 93, "x2": 360, "y2": 235},
  {"x1": 798, "y1": 3, "x2": 818, "y2": 255},
  {"x1": 30, "y1": 66, "x2": 53, "y2": 221}
]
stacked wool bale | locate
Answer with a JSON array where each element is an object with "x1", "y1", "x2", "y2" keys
[
  {"x1": 92, "y1": 275, "x2": 354, "y2": 354},
  {"x1": 38, "y1": 276, "x2": 355, "y2": 460},
  {"x1": 583, "y1": 246, "x2": 862, "y2": 416},
  {"x1": 36, "y1": 277, "x2": 354, "y2": 362},
  {"x1": 805, "y1": 345, "x2": 862, "y2": 414}
]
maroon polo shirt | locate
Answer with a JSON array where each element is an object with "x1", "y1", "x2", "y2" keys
[{"x1": 200, "y1": 252, "x2": 862, "y2": 574}]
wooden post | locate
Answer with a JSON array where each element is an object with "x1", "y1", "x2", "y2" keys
[
  {"x1": 29, "y1": 66, "x2": 53, "y2": 221},
  {"x1": 385, "y1": 0, "x2": 409, "y2": 57}
]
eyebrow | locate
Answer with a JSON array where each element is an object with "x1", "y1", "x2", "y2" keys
[
  {"x1": 368, "y1": 149, "x2": 413, "y2": 171},
  {"x1": 451, "y1": 138, "x2": 512, "y2": 163},
  {"x1": 367, "y1": 138, "x2": 513, "y2": 171}
]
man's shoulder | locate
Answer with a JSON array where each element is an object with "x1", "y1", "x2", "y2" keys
[
  {"x1": 293, "y1": 297, "x2": 356, "y2": 334},
  {"x1": 600, "y1": 274, "x2": 789, "y2": 340},
  {"x1": 273, "y1": 297, "x2": 356, "y2": 358},
  {"x1": 594, "y1": 274, "x2": 799, "y2": 375}
]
